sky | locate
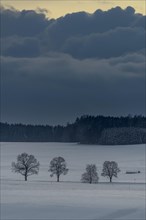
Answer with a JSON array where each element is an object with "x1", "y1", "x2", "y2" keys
[
  {"x1": 0, "y1": 1, "x2": 146, "y2": 125},
  {"x1": 1, "y1": 0, "x2": 146, "y2": 18}
]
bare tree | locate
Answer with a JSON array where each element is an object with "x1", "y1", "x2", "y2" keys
[
  {"x1": 81, "y1": 164, "x2": 99, "y2": 184},
  {"x1": 12, "y1": 153, "x2": 40, "y2": 181},
  {"x1": 48, "y1": 156, "x2": 68, "y2": 182},
  {"x1": 101, "y1": 161, "x2": 120, "y2": 182}
]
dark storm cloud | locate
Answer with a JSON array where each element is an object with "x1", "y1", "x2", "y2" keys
[
  {"x1": 0, "y1": 6, "x2": 145, "y2": 124},
  {"x1": 62, "y1": 27, "x2": 145, "y2": 59},
  {"x1": 44, "y1": 6, "x2": 145, "y2": 54},
  {"x1": 1, "y1": 6, "x2": 145, "y2": 59},
  {"x1": 1, "y1": 52, "x2": 145, "y2": 124},
  {"x1": 0, "y1": 7, "x2": 51, "y2": 37},
  {"x1": 2, "y1": 37, "x2": 41, "y2": 57}
]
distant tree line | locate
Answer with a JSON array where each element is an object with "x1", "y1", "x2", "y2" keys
[
  {"x1": 99, "y1": 127, "x2": 146, "y2": 145},
  {"x1": 12, "y1": 153, "x2": 120, "y2": 183},
  {"x1": 1, "y1": 115, "x2": 146, "y2": 144}
]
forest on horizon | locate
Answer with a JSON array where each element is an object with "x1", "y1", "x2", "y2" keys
[{"x1": 0, "y1": 115, "x2": 146, "y2": 145}]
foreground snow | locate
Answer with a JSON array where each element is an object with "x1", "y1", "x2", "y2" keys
[
  {"x1": 1, "y1": 180, "x2": 145, "y2": 219},
  {"x1": 1, "y1": 142, "x2": 146, "y2": 219}
]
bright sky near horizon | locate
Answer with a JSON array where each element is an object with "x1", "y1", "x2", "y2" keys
[{"x1": 1, "y1": 0, "x2": 146, "y2": 18}]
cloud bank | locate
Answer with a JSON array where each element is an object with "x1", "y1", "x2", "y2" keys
[{"x1": 1, "y1": 6, "x2": 145, "y2": 124}]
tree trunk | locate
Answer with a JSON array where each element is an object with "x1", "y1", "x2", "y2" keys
[
  {"x1": 25, "y1": 175, "x2": 27, "y2": 181},
  {"x1": 110, "y1": 177, "x2": 112, "y2": 183},
  {"x1": 57, "y1": 175, "x2": 59, "y2": 182}
]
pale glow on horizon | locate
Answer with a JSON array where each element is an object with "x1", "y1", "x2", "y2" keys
[{"x1": 1, "y1": 0, "x2": 146, "y2": 18}]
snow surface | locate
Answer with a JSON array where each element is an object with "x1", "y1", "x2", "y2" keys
[{"x1": 1, "y1": 142, "x2": 146, "y2": 219}]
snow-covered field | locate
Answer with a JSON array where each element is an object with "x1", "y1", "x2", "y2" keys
[{"x1": 1, "y1": 142, "x2": 146, "y2": 219}]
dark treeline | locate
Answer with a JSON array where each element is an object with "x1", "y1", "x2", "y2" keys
[{"x1": 0, "y1": 115, "x2": 146, "y2": 144}]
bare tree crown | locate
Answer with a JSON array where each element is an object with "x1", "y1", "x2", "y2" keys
[
  {"x1": 81, "y1": 164, "x2": 99, "y2": 184},
  {"x1": 12, "y1": 153, "x2": 40, "y2": 181},
  {"x1": 101, "y1": 161, "x2": 120, "y2": 182},
  {"x1": 48, "y1": 156, "x2": 68, "y2": 182}
]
